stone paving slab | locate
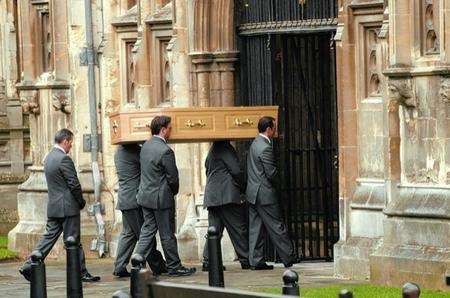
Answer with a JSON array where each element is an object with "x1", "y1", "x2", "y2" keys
[{"x1": 0, "y1": 259, "x2": 362, "y2": 297}]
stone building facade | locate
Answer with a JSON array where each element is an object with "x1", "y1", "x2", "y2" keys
[
  {"x1": 335, "y1": 0, "x2": 450, "y2": 290},
  {"x1": 0, "y1": 0, "x2": 30, "y2": 234},
  {"x1": 0, "y1": 0, "x2": 448, "y2": 291}
]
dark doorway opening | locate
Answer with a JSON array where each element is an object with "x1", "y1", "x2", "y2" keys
[{"x1": 236, "y1": 32, "x2": 339, "y2": 261}]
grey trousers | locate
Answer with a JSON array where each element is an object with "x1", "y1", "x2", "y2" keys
[
  {"x1": 136, "y1": 207, "x2": 182, "y2": 270},
  {"x1": 202, "y1": 204, "x2": 249, "y2": 264},
  {"x1": 248, "y1": 202, "x2": 295, "y2": 266},
  {"x1": 33, "y1": 215, "x2": 87, "y2": 275},
  {"x1": 114, "y1": 208, "x2": 166, "y2": 273}
]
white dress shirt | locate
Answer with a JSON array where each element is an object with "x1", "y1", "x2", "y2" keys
[
  {"x1": 54, "y1": 144, "x2": 67, "y2": 154},
  {"x1": 259, "y1": 133, "x2": 271, "y2": 144},
  {"x1": 153, "y1": 135, "x2": 167, "y2": 143}
]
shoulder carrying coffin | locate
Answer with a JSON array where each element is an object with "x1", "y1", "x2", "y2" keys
[{"x1": 109, "y1": 106, "x2": 278, "y2": 144}]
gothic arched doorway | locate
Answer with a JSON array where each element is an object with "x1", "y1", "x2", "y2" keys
[{"x1": 236, "y1": 0, "x2": 339, "y2": 262}]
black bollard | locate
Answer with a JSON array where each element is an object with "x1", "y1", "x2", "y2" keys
[
  {"x1": 282, "y1": 270, "x2": 300, "y2": 296},
  {"x1": 112, "y1": 290, "x2": 130, "y2": 298},
  {"x1": 207, "y1": 226, "x2": 224, "y2": 287},
  {"x1": 338, "y1": 289, "x2": 353, "y2": 298},
  {"x1": 66, "y1": 236, "x2": 83, "y2": 298},
  {"x1": 402, "y1": 282, "x2": 421, "y2": 298},
  {"x1": 130, "y1": 254, "x2": 145, "y2": 298},
  {"x1": 30, "y1": 250, "x2": 47, "y2": 298}
]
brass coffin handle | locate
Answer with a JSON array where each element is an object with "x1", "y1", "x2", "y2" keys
[
  {"x1": 185, "y1": 119, "x2": 206, "y2": 128},
  {"x1": 133, "y1": 122, "x2": 151, "y2": 130},
  {"x1": 234, "y1": 118, "x2": 253, "y2": 127},
  {"x1": 112, "y1": 120, "x2": 119, "y2": 134}
]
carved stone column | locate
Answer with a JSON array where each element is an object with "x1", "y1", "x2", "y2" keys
[
  {"x1": 8, "y1": 0, "x2": 100, "y2": 258},
  {"x1": 185, "y1": 0, "x2": 238, "y2": 262}
]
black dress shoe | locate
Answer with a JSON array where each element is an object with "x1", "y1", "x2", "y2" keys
[
  {"x1": 81, "y1": 272, "x2": 101, "y2": 282},
  {"x1": 240, "y1": 261, "x2": 251, "y2": 270},
  {"x1": 113, "y1": 268, "x2": 131, "y2": 278},
  {"x1": 250, "y1": 263, "x2": 274, "y2": 270},
  {"x1": 19, "y1": 263, "x2": 32, "y2": 282},
  {"x1": 168, "y1": 266, "x2": 196, "y2": 277},
  {"x1": 159, "y1": 264, "x2": 168, "y2": 274},
  {"x1": 201, "y1": 262, "x2": 226, "y2": 272},
  {"x1": 284, "y1": 262, "x2": 294, "y2": 268}
]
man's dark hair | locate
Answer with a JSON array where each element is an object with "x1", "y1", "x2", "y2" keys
[
  {"x1": 54, "y1": 128, "x2": 74, "y2": 144},
  {"x1": 150, "y1": 115, "x2": 171, "y2": 135},
  {"x1": 258, "y1": 116, "x2": 275, "y2": 133}
]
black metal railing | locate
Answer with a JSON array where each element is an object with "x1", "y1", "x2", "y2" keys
[{"x1": 237, "y1": 0, "x2": 338, "y2": 24}]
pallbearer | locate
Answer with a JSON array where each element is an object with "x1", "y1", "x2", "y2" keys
[
  {"x1": 135, "y1": 116, "x2": 196, "y2": 276},
  {"x1": 19, "y1": 129, "x2": 100, "y2": 282},
  {"x1": 113, "y1": 143, "x2": 167, "y2": 277},
  {"x1": 246, "y1": 117, "x2": 296, "y2": 270},
  {"x1": 202, "y1": 141, "x2": 250, "y2": 271}
]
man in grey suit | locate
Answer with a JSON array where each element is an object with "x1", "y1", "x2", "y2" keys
[
  {"x1": 19, "y1": 129, "x2": 100, "y2": 282},
  {"x1": 113, "y1": 143, "x2": 167, "y2": 277},
  {"x1": 202, "y1": 140, "x2": 250, "y2": 271},
  {"x1": 135, "y1": 116, "x2": 195, "y2": 276},
  {"x1": 246, "y1": 117, "x2": 296, "y2": 270}
]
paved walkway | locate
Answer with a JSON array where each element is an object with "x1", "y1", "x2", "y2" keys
[{"x1": 0, "y1": 259, "x2": 360, "y2": 297}]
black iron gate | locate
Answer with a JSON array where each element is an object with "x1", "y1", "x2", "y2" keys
[{"x1": 236, "y1": 0, "x2": 339, "y2": 262}]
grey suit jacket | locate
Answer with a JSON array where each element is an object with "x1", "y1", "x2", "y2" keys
[
  {"x1": 246, "y1": 135, "x2": 278, "y2": 205},
  {"x1": 137, "y1": 137, "x2": 179, "y2": 210},
  {"x1": 44, "y1": 148, "x2": 86, "y2": 218},
  {"x1": 204, "y1": 141, "x2": 244, "y2": 208},
  {"x1": 115, "y1": 144, "x2": 141, "y2": 211}
]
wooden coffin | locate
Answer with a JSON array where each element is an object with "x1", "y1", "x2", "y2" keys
[{"x1": 110, "y1": 106, "x2": 278, "y2": 144}]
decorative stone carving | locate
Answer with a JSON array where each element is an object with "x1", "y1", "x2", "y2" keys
[
  {"x1": 125, "y1": 40, "x2": 136, "y2": 103},
  {"x1": 365, "y1": 28, "x2": 382, "y2": 97},
  {"x1": 439, "y1": 77, "x2": 450, "y2": 103},
  {"x1": 19, "y1": 90, "x2": 39, "y2": 115},
  {"x1": 161, "y1": 40, "x2": 171, "y2": 102},
  {"x1": 31, "y1": 1, "x2": 54, "y2": 73},
  {"x1": 422, "y1": 0, "x2": 439, "y2": 55},
  {"x1": 0, "y1": 79, "x2": 5, "y2": 101},
  {"x1": 52, "y1": 90, "x2": 71, "y2": 114},
  {"x1": 388, "y1": 79, "x2": 416, "y2": 108},
  {"x1": 105, "y1": 100, "x2": 120, "y2": 115}
]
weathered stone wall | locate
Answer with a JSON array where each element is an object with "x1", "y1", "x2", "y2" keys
[
  {"x1": 335, "y1": 0, "x2": 450, "y2": 290},
  {"x1": 3, "y1": 0, "x2": 238, "y2": 262},
  {"x1": 0, "y1": 0, "x2": 30, "y2": 234}
]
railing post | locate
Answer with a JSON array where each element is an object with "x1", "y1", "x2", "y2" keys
[
  {"x1": 402, "y1": 282, "x2": 420, "y2": 298},
  {"x1": 66, "y1": 236, "x2": 83, "y2": 298},
  {"x1": 130, "y1": 254, "x2": 145, "y2": 298},
  {"x1": 338, "y1": 289, "x2": 353, "y2": 298},
  {"x1": 282, "y1": 269, "x2": 300, "y2": 296},
  {"x1": 207, "y1": 226, "x2": 224, "y2": 287},
  {"x1": 30, "y1": 250, "x2": 47, "y2": 298}
]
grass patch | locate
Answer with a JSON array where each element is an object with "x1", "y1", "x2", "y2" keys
[
  {"x1": 257, "y1": 284, "x2": 449, "y2": 298},
  {"x1": 0, "y1": 235, "x2": 18, "y2": 262}
]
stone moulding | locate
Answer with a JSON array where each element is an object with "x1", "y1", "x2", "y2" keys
[
  {"x1": 350, "y1": 181, "x2": 386, "y2": 211},
  {"x1": 111, "y1": 5, "x2": 137, "y2": 31},
  {"x1": 383, "y1": 186, "x2": 450, "y2": 220},
  {"x1": 383, "y1": 65, "x2": 450, "y2": 77},
  {"x1": 238, "y1": 18, "x2": 338, "y2": 36},
  {"x1": 145, "y1": 1, "x2": 172, "y2": 24}
]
